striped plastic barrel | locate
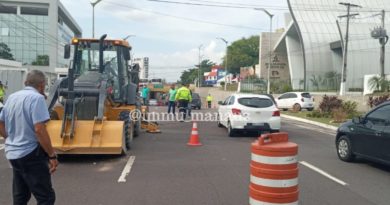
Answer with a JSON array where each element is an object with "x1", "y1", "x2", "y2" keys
[{"x1": 249, "y1": 132, "x2": 298, "y2": 205}]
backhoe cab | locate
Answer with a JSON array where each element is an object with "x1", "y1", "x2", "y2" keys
[{"x1": 46, "y1": 34, "x2": 143, "y2": 154}]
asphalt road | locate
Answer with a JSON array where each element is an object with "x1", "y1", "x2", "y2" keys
[{"x1": 0, "y1": 107, "x2": 389, "y2": 205}]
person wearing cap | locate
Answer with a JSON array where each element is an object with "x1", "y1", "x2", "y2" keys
[{"x1": 0, "y1": 81, "x2": 6, "y2": 103}]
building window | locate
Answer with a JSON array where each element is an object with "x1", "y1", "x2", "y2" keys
[
  {"x1": 1, "y1": 28, "x2": 9, "y2": 36},
  {"x1": 21, "y1": 7, "x2": 48, "y2": 16},
  {"x1": 0, "y1": 5, "x2": 17, "y2": 14}
]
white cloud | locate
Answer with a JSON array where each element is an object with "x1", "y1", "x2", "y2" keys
[{"x1": 61, "y1": 0, "x2": 288, "y2": 82}]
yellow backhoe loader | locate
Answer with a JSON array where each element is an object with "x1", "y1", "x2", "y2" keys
[{"x1": 46, "y1": 34, "x2": 154, "y2": 155}]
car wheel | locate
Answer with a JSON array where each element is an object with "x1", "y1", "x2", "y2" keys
[
  {"x1": 217, "y1": 115, "x2": 223, "y2": 128},
  {"x1": 337, "y1": 135, "x2": 355, "y2": 162},
  {"x1": 307, "y1": 108, "x2": 314, "y2": 111},
  {"x1": 293, "y1": 103, "x2": 301, "y2": 111},
  {"x1": 227, "y1": 121, "x2": 236, "y2": 137}
]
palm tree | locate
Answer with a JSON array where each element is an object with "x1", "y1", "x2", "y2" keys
[
  {"x1": 310, "y1": 75, "x2": 320, "y2": 91},
  {"x1": 324, "y1": 71, "x2": 338, "y2": 90},
  {"x1": 368, "y1": 76, "x2": 384, "y2": 92}
]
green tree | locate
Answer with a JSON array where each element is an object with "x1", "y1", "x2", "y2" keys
[
  {"x1": 368, "y1": 76, "x2": 389, "y2": 92},
  {"x1": 180, "y1": 59, "x2": 216, "y2": 85},
  {"x1": 222, "y1": 36, "x2": 259, "y2": 74},
  {"x1": 310, "y1": 75, "x2": 320, "y2": 91},
  {"x1": 0, "y1": 43, "x2": 14, "y2": 60},
  {"x1": 32, "y1": 55, "x2": 49, "y2": 66}
]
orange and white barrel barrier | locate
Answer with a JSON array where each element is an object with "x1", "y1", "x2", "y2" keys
[{"x1": 249, "y1": 132, "x2": 298, "y2": 205}]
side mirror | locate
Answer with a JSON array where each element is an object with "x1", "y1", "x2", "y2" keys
[
  {"x1": 124, "y1": 47, "x2": 131, "y2": 61},
  {"x1": 218, "y1": 101, "x2": 223, "y2": 105},
  {"x1": 64, "y1": 44, "x2": 71, "y2": 59},
  {"x1": 352, "y1": 116, "x2": 363, "y2": 124}
]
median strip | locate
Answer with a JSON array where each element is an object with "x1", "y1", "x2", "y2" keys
[
  {"x1": 300, "y1": 161, "x2": 348, "y2": 186},
  {"x1": 118, "y1": 156, "x2": 136, "y2": 183}
]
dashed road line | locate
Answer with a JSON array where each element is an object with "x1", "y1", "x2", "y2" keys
[
  {"x1": 118, "y1": 155, "x2": 136, "y2": 183},
  {"x1": 300, "y1": 161, "x2": 348, "y2": 186}
]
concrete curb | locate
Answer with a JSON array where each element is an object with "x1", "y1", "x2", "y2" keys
[{"x1": 281, "y1": 114, "x2": 338, "y2": 131}]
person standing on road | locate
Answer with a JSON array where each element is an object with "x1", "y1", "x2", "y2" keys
[
  {"x1": 175, "y1": 84, "x2": 192, "y2": 122},
  {"x1": 142, "y1": 85, "x2": 150, "y2": 105},
  {"x1": 0, "y1": 81, "x2": 6, "y2": 103},
  {"x1": 0, "y1": 70, "x2": 58, "y2": 205},
  {"x1": 207, "y1": 94, "x2": 213, "y2": 108},
  {"x1": 167, "y1": 84, "x2": 177, "y2": 115}
]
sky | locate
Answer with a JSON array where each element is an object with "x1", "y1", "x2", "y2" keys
[{"x1": 61, "y1": 0, "x2": 288, "y2": 82}]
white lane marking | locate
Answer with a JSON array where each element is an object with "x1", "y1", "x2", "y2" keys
[
  {"x1": 251, "y1": 175, "x2": 298, "y2": 187},
  {"x1": 118, "y1": 156, "x2": 136, "y2": 183},
  {"x1": 292, "y1": 124, "x2": 335, "y2": 136},
  {"x1": 250, "y1": 198, "x2": 298, "y2": 205},
  {"x1": 0, "y1": 144, "x2": 4, "y2": 151},
  {"x1": 300, "y1": 161, "x2": 348, "y2": 186},
  {"x1": 252, "y1": 153, "x2": 297, "y2": 165}
]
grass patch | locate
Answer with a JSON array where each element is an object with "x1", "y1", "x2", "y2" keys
[{"x1": 281, "y1": 111, "x2": 342, "y2": 127}]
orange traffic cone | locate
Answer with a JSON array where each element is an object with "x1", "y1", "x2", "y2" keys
[{"x1": 187, "y1": 121, "x2": 202, "y2": 146}]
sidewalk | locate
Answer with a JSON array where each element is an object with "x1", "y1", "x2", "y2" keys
[{"x1": 281, "y1": 114, "x2": 338, "y2": 131}]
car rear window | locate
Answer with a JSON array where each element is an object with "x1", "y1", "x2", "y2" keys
[
  {"x1": 192, "y1": 93, "x2": 200, "y2": 99},
  {"x1": 301, "y1": 93, "x2": 311, "y2": 98},
  {"x1": 238, "y1": 97, "x2": 273, "y2": 108}
]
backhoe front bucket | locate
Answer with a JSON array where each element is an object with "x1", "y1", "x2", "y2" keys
[{"x1": 46, "y1": 120, "x2": 125, "y2": 155}]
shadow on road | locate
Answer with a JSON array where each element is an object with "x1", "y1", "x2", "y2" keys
[
  {"x1": 58, "y1": 154, "x2": 125, "y2": 164},
  {"x1": 352, "y1": 158, "x2": 390, "y2": 172}
]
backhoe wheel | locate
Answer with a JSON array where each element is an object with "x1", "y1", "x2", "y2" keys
[
  {"x1": 134, "y1": 116, "x2": 141, "y2": 137},
  {"x1": 120, "y1": 111, "x2": 133, "y2": 152}
]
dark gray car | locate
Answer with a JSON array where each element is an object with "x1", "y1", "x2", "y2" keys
[{"x1": 190, "y1": 93, "x2": 202, "y2": 109}]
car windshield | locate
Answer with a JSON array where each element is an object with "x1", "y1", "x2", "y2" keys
[
  {"x1": 238, "y1": 97, "x2": 273, "y2": 108},
  {"x1": 301, "y1": 93, "x2": 311, "y2": 98}
]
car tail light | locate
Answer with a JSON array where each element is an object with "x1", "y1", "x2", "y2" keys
[
  {"x1": 272, "y1": 110, "x2": 280, "y2": 116},
  {"x1": 232, "y1": 108, "x2": 241, "y2": 115},
  {"x1": 301, "y1": 98, "x2": 304, "y2": 102}
]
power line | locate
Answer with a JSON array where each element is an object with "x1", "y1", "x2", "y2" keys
[{"x1": 101, "y1": 0, "x2": 264, "y2": 30}]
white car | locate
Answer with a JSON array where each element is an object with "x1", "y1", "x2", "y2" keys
[
  {"x1": 217, "y1": 93, "x2": 281, "y2": 137},
  {"x1": 276, "y1": 92, "x2": 314, "y2": 111},
  {"x1": 148, "y1": 99, "x2": 158, "y2": 106}
]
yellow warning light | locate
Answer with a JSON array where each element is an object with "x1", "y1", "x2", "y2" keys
[{"x1": 71, "y1": 38, "x2": 79, "y2": 45}]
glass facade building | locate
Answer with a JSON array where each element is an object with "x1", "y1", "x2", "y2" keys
[
  {"x1": 274, "y1": 0, "x2": 390, "y2": 91},
  {"x1": 0, "y1": 0, "x2": 81, "y2": 70}
]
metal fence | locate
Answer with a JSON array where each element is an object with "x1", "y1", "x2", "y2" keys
[{"x1": 239, "y1": 78, "x2": 267, "y2": 94}]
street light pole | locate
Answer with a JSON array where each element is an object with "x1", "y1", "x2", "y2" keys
[
  {"x1": 198, "y1": 44, "x2": 203, "y2": 88},
  {"x1": 91, "y1": 0, "x2": 102, "y2": 38},
  {"x1": 254, "y1": 8, "x2": 274, "y2": 94},
  {"x1": 217, "y1": 37, "x2": 228, "y2": 91}
]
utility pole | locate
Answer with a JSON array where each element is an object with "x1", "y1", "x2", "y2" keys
[
  {"x1": 371, "y1": 10, "x2": 388, "y2": 79},
  {"x1": 381, "y1": 10, "x2": 386, "y2": 79},
  {"x1": 338, "y1": 2, "x2": 361, "y2": 96}
]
